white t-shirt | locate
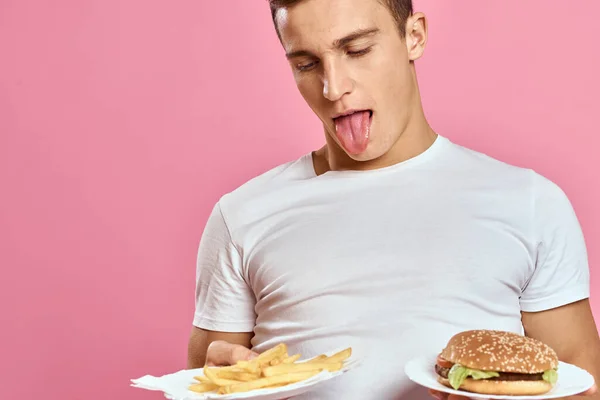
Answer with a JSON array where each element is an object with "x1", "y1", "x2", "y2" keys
[{"x1": 192, "y1": 135, "x2": 590, "y2": 399}]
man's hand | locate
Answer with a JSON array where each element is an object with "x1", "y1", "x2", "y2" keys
[
  {"x1": 187, "y1": 327, "x2": 255, "y2": 369},
  {"x1": 427, "y1": 300, "x2": 600, "y2": 400},
  {"x1": 428, "y1": 384, "x2": 598, "y2": 399},
  {"x1": 204, "y1": 340, "x2": 259, "y2": 367}
]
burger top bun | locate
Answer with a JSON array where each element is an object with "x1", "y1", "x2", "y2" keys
[{"x1": 440, "y1": 329, "x2": 559, "y2": 374}]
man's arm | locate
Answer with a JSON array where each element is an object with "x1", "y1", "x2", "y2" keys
[
  {"x1": 188, "y1": 201, "x2": 258, "y2": 369},
  {"x1": 522, "y1": 299, "x2": 600, "y2": 398},
  {"x1": 187, "y1": 326, "x2": 254, "y2": 369}
]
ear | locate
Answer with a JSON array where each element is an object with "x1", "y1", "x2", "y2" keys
[{"x1": 405, "y1": 12, "x2": 428, "y2": 61}]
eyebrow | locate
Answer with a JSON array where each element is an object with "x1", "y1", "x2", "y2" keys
[{"x1": 285, "y1": 27, "x2": 380, "y2": 59}]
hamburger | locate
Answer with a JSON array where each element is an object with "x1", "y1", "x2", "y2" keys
[{"x1": 435, "y1": 330, "x2": 559, "y2": 395}]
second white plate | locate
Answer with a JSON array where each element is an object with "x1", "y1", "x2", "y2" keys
[{"x1": 404, "y1": 354, "x2": 595, "y2": 399}]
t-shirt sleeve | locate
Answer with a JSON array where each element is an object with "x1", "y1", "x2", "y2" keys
[
  {"x1": 193, "y1": 201, "x2": 256, "y2": 332},
  {"x1": 519, "y1": 173, "x2": 590, "y2": 312}
]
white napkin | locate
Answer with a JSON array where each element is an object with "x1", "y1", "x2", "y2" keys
[{"x1": 131, "y1": 369, "x2": 206, "y2": 400}]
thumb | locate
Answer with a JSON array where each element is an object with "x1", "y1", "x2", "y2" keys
[
  {"x1": 206, "y1": 341, "x2": 258, "y2": 366},
  {"x1": 580, "y1": 383, "x2": 598, "y2": 396},
  {"x1": 231, "y1": 344, "x2": 259, "y2": 363}
]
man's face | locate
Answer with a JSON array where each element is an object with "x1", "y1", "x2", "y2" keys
[{"x1": 277, "y1": 0, "x2": 425, "y2": 163}]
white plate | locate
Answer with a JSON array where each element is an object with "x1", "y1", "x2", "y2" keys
[
  {"x1": 131, "y1": 349, "x2": 360, "y2": 400},
  {"x1": 404, "y1": 354, "x2": 595, "y2": 399}
]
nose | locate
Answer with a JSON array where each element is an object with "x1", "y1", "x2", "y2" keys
[{"x1": 322, "y1": 60, "x2": 354, "y2": 102}]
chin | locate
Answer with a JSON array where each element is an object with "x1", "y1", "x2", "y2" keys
[
  {"x1": 345, "y1": 142, "x2": 390, "y2": 163},
  {"x1": 346, "y1": 149, "x2": 379, "y2": 162}
]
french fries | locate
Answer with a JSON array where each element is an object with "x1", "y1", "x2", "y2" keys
[
  {"x1": 324, "y1": 348, "x2": 352, "y2": 364},
  {"x1": 218, "y1": 370, "x2": 321, "y2": 394},
  {"x1": 189, "y1": 382, "x2": 218, "y2": 393},
  {"x1": 188, "y1": 343, "x2": 352, "y2": 395},
  {"x1": 283, "y1": 353, "x2": 301, "y2": 364},
  {"x1": 262, "y1": 361, "x2": 343, "y2": 377}
]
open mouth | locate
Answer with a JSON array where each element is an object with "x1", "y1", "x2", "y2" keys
[{"x1": 332, "y1": 109, "x2": 373, "y2": 123}]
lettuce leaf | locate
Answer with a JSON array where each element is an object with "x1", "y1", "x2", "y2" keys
[
  {"x1": 448, "y1": 364, "x2": 500, "y2": 390},
  {"x1": 543, "y1": 369, "x2": 558, "y2": 384},
  {"x1": 447, "y1": 365, "x2": 559, "y2": 390}
]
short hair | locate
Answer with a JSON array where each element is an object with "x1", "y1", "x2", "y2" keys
[{"x1": 268, "y1": 0, "x2": 414, "y2": 39}]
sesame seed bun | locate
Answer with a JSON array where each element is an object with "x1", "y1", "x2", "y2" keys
[
  {"x1": 440, "y1": 330, "x2": 559, "y2": 373},
  {"x1": 437, "y1": 376, "x2": 554, "y2": 396}
]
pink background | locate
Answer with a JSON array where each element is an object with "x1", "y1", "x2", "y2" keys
[{"x1": 0, "y1": 0, "x2": 598, "y2": 398}]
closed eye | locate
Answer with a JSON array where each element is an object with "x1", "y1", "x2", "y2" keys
[
  {"x1": 294, "y1": 46, "x2": 371, "y2": 72},
  {"x1": 296, "y1": 60, "x2": 319, "y2": 72},
  {"x1": 347, "y1": 47, "x2": 372, "y2": 57}
]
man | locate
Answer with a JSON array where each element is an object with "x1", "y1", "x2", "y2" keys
[{"x1": 187, "y1": 0, "x2": 600, "y2": 398}]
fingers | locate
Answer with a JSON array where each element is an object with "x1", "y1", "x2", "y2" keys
[
  {"x1": 230, "y1": 344, "x2": 259, "y2": 363},
  {"x1": 205, "y1": 340, "x2": 259, "y2": 367},
  {"x1": 428, "y1": 389, "x2": 475, "y2": 400},
  {"x1": 582, "y1": 383, "x2": 598, "y2": 395},
  {"x1": 428, "y1": 383, "x2": 599, "y2": 400},
  {"x1": 429, "y1": 384, "x2": 597, "y2": 400},
  {"x1": 428, "y1": 389, "x2": 447, "y2": 400},
  {"x1": 429, "y1": 389, "x2": 462, "y2": 400}
]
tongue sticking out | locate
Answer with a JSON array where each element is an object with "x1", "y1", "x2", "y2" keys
[{"x1": 334, "y1": 111, "x2": 371, "y2": 155}]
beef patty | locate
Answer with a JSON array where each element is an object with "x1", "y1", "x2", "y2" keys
[{"x1": 435, "y1": 364, "x2": 544, "y2": 382}]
